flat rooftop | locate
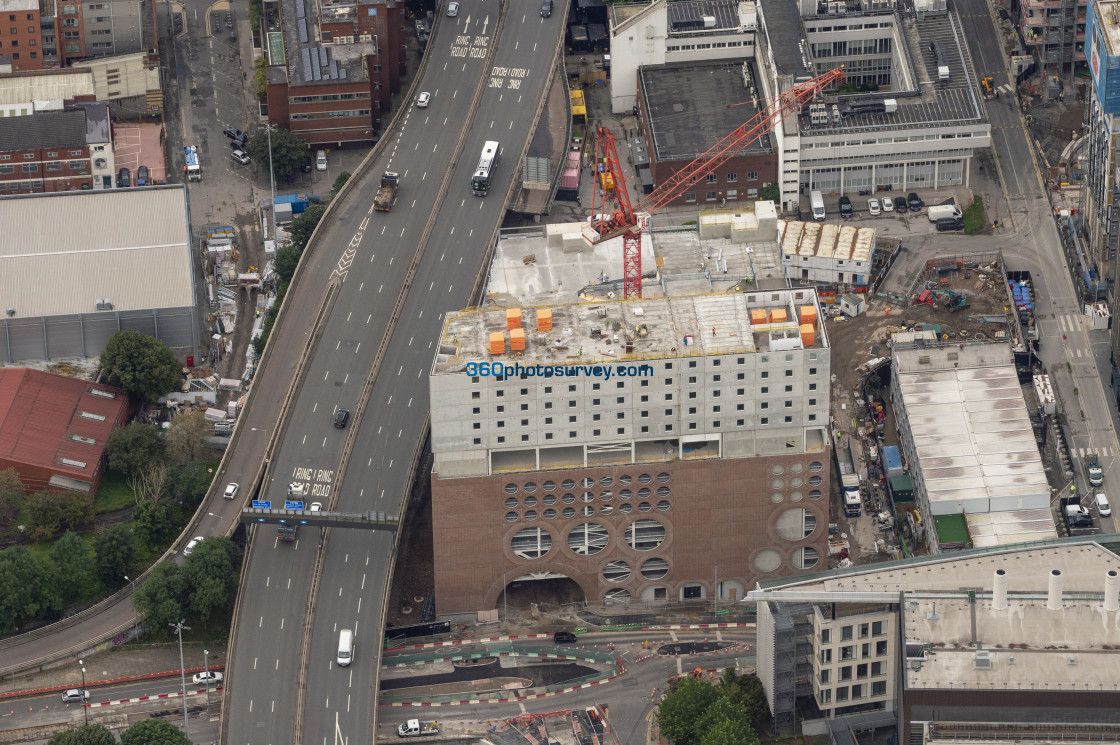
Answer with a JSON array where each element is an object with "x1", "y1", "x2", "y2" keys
[
  {"x1": 1093, "y1": 0, "x2": 1120, "y2": 55},
  {"x1": 433, "y1": 288, "x2": 827, "y2": 375},
  {"x1": 894, "y1": 344, "x2": 1049, "y2": 514},
  {"x1": 666, "y1": 0, "x2": 753, "y2": 33},
  {"x1": 279, "y1": 0, "x2": 372, "y2": 85},
  {"x1": 757, "y1": 0, "x2": 812, "y2": 78},
  {"x1": 639, "y1": 60, "x2": 770, "y2": 161},
  {"x1": 778, "y1": 220, "x2": 874, "y2": 263},
  {"x1": 964, "y1": 508, "x2": 1057, "y2": 547}
]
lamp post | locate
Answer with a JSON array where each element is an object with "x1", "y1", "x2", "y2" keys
[
  {"x1": 169, "y1": 620, "x2": 191, "y2": 739},
  {"x1": 204, "y1": 648, "x2": 211, "y2": 713},
  {"x1": 78, "y1": 659, "x2": 88, "y2": 727},
  {"x1": 123, "y1": 575, "x2": 137, "y2": 639},
  {"x1": 266, "y1": 124, "x2": 277, "y2": 248}
]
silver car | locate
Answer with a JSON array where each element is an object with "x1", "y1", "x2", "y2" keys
[
  {"x1": 61, "y1": 689, "x2": 89, "y2": 703},
  {"x1": 447, "y1": 1, "x2": 458, "y2": 15}
]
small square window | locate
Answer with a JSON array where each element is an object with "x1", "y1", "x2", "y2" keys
[
  {"x1": 521, "y1": 434, "x2": 529, "y2": 441},
  {"x1": 761, "y1": 371, "x2": 768, "y2": 378},
  {"x1": 641, "y1": 395, "x2": 649, "y2": 402},
  {"x1": 784, "y1": 415, "x2": 792, "y2": 422},
  {"x1": 497, "y1": 435, "x2": 505, "y2": 443},
  {"x1": 761, "y1": 386, "x2": 769, "y2": 394},
  {"x1": 665, "y1": 362, "x2": 674, "y2": 370},
  {"x1": 689, "y1": 361, "x2": 697, "y2": 368},
  {"x1": 665, "y1": 393, "x2": 674, "y2": 401},
  {"x1": 521, "y1": 403, "x2": 529, "y2": 411},
  {"x1": 665, "y1": 424, "x2": 674, "y2": 431},
  {"x1": 641, "y1": 410, "x2": 649, "y2": 417},
  {"x1": 472, "y1": 391, "x2": 480, "y2": 399},
  {"x1": 809, "y1": 414, "x2": 817, "y2": 421},
  {"x1": 617, "y1": 381, "x2": 624, "y2": 389},
  {"x1": 593, "y1": 429, "x2": 601, "y2": 436},
  {"x1": 736, "y1": 403, "x2": 744, "y2": 411},
  {"x1": 737, "y1": 357, "x2": 745, "y2": 364},
  {"x1": 472, "y1": 376, "x2": 480, "y2": 383},
  {"x1": 570, "y1": 431, "x2": 577, "y2": 438},
  {"x1": 545, "y1": 402, "x2": 553, "y2": 409},
  {"x1": 713, "y1": 359, "x2": 721, "y2": 367},
  {"x1": 713, "y1": 420, "x2": 720, "y2": 428},
  {"x1": 688, "y1": 407, "x2": 697, "y2": 414},
  {"x1": 569, "y1": 385, "x2": 577, "y2": 392},
  {"x1": 545, "y1": 432, "x2": 554, "y2": 440},
  {"x1": 785, "y1": 385, "x2": 792, "y2": 392},
  {"x1": 809, "y1": 398, "x2": 817, "y2": 406},
  {"x1": 736, "y1": 418, "x2": 744, "y2": 425},
  {"x1": 761, "y1": 417, "x2": 769, "y2": 424},
  {"x1": 737, "y1": 373, "x2": 745, "y2": 380},
  {"x1": 617, "y1": 396, "x2": 625, "y2": 404},
  {"x1": 617, "y1": 427, "x2": 625, "y2": 434},
  {"x1": 496, "y1": 390, "x2": 504, "y2": 397},
  {"x1": 665, "y1": 409, "x2": 673, "y2": 416},
  {"x1": 473, "y1": 437, "x2": 481, "y2": 444},
  {"x1": 593, "y1": 383, "x2": 601, "y2": 390},
  {"x1": 472, "y1": 407, "x2": 480, "y2": 414},
  {"x1": 689, "y1": 376, "x2": 697, "y2": 384},
  {"x1": 641, "y1": 380, "x2": 649, "y2": 387},
  {"x1": 545, "y1": 417, "x2": 553, "y2": 424},
  {"x1": 497, "y1": 405, "x2": 505, "y2": 413},
  {"x1": 688, "y1": 422, "x2": 697, "y2": 430},
  {"x1": 569, "y1": 400, "x2": 577, "y2": 407},
  {"x1": 593, "y1": 398, "x2": 601, "y2": 406},
  {"x1": 809, "y1": 383, "x2": 817, "y2": 391},
  {"x1": 473, "y1": 422, "x2": 481, "y2": 429},
  {"x1": 689, "y1": 392, "x2": 697, "y2": 400},
  {"x1": 713, "y1": 374, "x2": 721, "y2": 382},
  {"x1": 641, "y1": 425, "x2": 649, "y2": 433},
  {"x1": 809, "y1": 367, "x2": 817, "y2": 375},
  {"x1": 665, "y1": 378, "x2": 673, "y2": 385},
  {"x1": 569, "y1": 415, "x2": 577, "y2": 422},
  {"x1": 761, "y1": 402, "x2": 768, "y2": 410},
  {"x1": 545, "y1": 386, "x2": 552, "y2": 393},
  {"x1": 713, "y1": 405, "x2": 720, "y2": 413},
  {"x1": 785, "y1": 401, "x2": 792, "y2": 408},
  {"x1": 520, "y1": 419, "x2": 528, "y2": 426},
  {"x1": 520, "y1": 388, "x2": 528, "y2": 395},
  {"x1": 497, "y1": 421, "x2": 505, "y2": 428},
  {"x1": 617, "y1": 412, "x2": 625, "y2": 419},
  {"x1": 785, "y1": 369, "x2": 793, "y2": 377},
  {"x1": 593, "y1": 414, "x2": 602, "y2": 421}
]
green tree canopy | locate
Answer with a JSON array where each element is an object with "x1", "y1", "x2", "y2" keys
[
  {"x1": 0, "y1": 546, "x2": 54, "y2": 632},
  {"x1": 699, "y1": 715, "x2": 759, "y2": 745},
  {"x1": 332, "y1": 171, "x2": 351, "y2": 195},
  {"x1": 100, "y1": 330, "x2": 182, "y2": 402},
  {"x1": 132, "y1": 499, "x2": 176, "y2": 550},
  {"x1": 106, "y1": 422, "x2": 167, "y2": 480},
  {"x1": 246, "y1": 126, "x2": 309, "y2": 182},
  {"x1": 718, "y1": 669, "x2": 770, "y2": 735},
  {"x1": 120, "y1": 718, "x2": 192, "y2": 745},
  {"x1": 759, "y1": 183, "x2": 780, "y2": 203},
  {"x1": 25, "y1": 491, "x2": 93, "y2": 541},
  {"x1": 170, "y1": 461, "x2": 216, "y2": 511},
  {"x1": 47, "y1": 724, "x2": 116, "y2": 745},
  {"x1": 657, "y1": 677, "x2": 721, "y2": 745},
  {"x1": 183, "y1": 536, "x2": 240, "y2": 623},
  {"x1": 131, "y1": 561, "x2": 187, "y2": 631},
  {"x1": 94, "y1": 523, "x2": 137, "y2": 589},
  {"x1": 50, "y1": 531, "x2": 92, "y2": 606},
  {"x1": 0, "y1": 466, "x2": 24, "y2": 523},
  {"x1": 165, "y1": 411, "x2": 212, "y2": 468},
  {"x1": 290, "y1": 203, "x2": 327, "y2": 251},
  {"x1": 274, "y1": 244, "x2": 302, "y2": 283}
]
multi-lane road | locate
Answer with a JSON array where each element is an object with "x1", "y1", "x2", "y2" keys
[{"x1": 222, "y1": 2, "x2": 565, "y2": 743}]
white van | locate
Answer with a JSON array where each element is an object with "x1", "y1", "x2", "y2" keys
[
  {"x1": 337, "y1": 629, "x2": 354, "y2": 666},
  {"x1": 1095, "y1": 492, "x2": 1112, "y2": 517},
  {"x1": 810, "y1": 190, "x2": 826, "y2": 221}
]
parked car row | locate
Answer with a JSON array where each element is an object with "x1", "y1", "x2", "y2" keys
[
  {"x1": 116, "y1": 166, "x2": 152, "y2": 188},
  {"x1": 850, "y1": 193, "x2": 924, "y2": 218}
]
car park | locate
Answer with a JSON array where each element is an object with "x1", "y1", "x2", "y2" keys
[
  {"x1": 907, "y1": 192, "x2": 924, "y2": 211},
  {"x1": 192, "y1": 671, "x2": 223, "y2": 686},
  {"x1": 224, "y1": 482, "x2": 240, "y2": 499},
  {"x1": 417, "y1": 92, "x2": 430, "y2": 108},
  {"x1": 333, "y1": 408, "x2": 350, "y2": 428},
  {"x1": 231, "y1": 149, "x2": 251, "y2": 165},
  {"x1": 61, "y1": 689, "x2": 89, "y2": 703},
  {"x1": 554, "y1": 631, "x2": 577, "y2": 644},
  {"x1": 934, "y1": 218, "x2": 964, "y2": 232},
  {"x1": 183, "y1": 536, "x2": 205, "y2": 555},
  {"x1": 839, "y1": 195, "x2": 852, "y2": 219},
  {"x1": 893, "y1": 196, "x2": 908, "y2": 213},
  {"x1": 447, "y1": 1, "x2": 458, "y2": 15},
  {"x1": 316, "y1": 150, "x2": 328, "y2": 170},
  {"x1": 881, "y1": 197, "x2": 894, "y2": 213},
  {"x1": 867, "y1": 198, "x2": 880, "y2": 216}
]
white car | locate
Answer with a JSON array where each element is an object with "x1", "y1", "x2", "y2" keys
[
  {"x1": 316, "y1": 150, "x2": 327, "y2": 171},
  {"x1": 230, "y1": 149, "x2": 250, "y2": 165},
  {"x1": 881, "y1": 196, "x2": 894, "y2": 213},
  {"x1": 192, "y1": 671, "x2": 223, "y2": 686},
  {"x1": 417, "y1": 91, "x2": 430, "y2": 108},
  {"x1": 289, "y1": 482, "x2": 307, "y2": 497},
  {"x1": 447, "y1": 1, "x2": 458, "y2": 15},
  {"x1": 310, "y1": 502, "x2": 323, "y2": 512},
  {"x1": 183, "y1": 536, "x2": 205, "y2": 555},
  {"x1": 224, "y1": 482, "x2": 239, "y2": 499},
  {"x1": 867, "y1": 198, "x2": 880, "y2": 216}
]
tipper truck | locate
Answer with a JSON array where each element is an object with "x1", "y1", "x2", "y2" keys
[
  {"x1": 833, "y1": 434, "x2": 862, "y2": 517},
  {"x1": 374, "y1": 171, "x2": 399, "y2": 211},
  {"x1": 184, "y1": 146, "x2": 202, "y2": 182},
  {"x1": 398, "y1": 720, "x2": 439, "y2": 737}
]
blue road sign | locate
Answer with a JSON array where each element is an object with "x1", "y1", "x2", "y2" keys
[
  {"x1": 286, "y1": 501, "x2": 304, "y2": 510},
  {"x1": 252, "y1": 500, "x2": 271, "y2": 509}
]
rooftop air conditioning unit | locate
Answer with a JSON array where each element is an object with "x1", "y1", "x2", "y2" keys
[{"x1": 973, "y1": 650, "x2": 991, "y2": 669}]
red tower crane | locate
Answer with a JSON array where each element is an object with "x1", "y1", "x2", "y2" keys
[{"x1": 584, "y1": 66, "x2": 845, "y2": 299}]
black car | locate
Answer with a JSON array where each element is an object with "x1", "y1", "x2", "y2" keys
[
  {"x1": 907, "y1": 192, "x2": 924, "y2": 211},
  {"x1": 541, "y1": 0, "x2": 552, "y2": 16},
  {"x1": 136, "y1": 165, "x2": 149, "y2": 186},
  {"x1": 223, "y1": 126, "x2": 244, "y2": 140},
  {"x1": 553, "y1": 631, "x2": 577, "y2": 644},
  {"x1": 117, "y1": 167, "x2": 130, "y2": 188},
  {"x1": 231, "y1": 135, "x2": 248, "y2": 149},
  {"x1": 301, "y1": 158, "x2": 314, "y2": 173},
  {"x1": 935, "y1": 218, "x2": 964, "y2": 232},
  {"x1": 893, "y1": 196, "x2": 908, "y2": 213},
  {"x1": 333, "y1": 408, "x2": 350, "y2": 428},
  {"x1": 839, "y1": 195, "x2": 853, "y2": 219}
]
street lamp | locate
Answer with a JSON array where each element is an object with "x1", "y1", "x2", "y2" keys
[
  {"x1": 204, "y1": 648, "x2": 211, "y2": 713},
  {"x1": 78, "y1": 659, "x2": 88, "y2": 727},
  {"x1": 169, "y1": 620, "x2": 191, "y2": 739},
  {"x1": 266, "y1": 124, "x2": 277, "y2": 248},
  {"x1": 123, "y1": 576, "x2": 138, "y2": 640}
]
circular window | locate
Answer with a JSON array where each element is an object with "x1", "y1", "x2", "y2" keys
[
  {"x1": 624, "y1": 519, "x2": 665, "y2": 550},
  {"x1": 657, "y1": 472, "x2": 670, "y2": 483},
  {"x1": 770, "y1": 492, "x2": 784, "y2": 504},
  {"x1": 638, "y1": 487, "x2": 652, "y2": 498},
  {"x1": 619, "y1": 503, "x2": 633, "y2": 514},
  {"x1": 506, "y1": 511, "x2": 518, "y2": 522},
  {"x1": 753, "y1": 549, "x2": 782, "y2": 573},
  {"x1": 568, "y1": 523, "x2": 608, "y2": 555},
  {"x1": 790, "y1": 477, "x2": 804, "y2": 488},
  {"x1": 657, "y1": 500, "x2": 671, "y2": 511},
  {"x1": 601, "y1": 505, "x2": 613, "y2": 515},
  {"x1": 582, "y1": 491, "x2": 595, "y2": 503},
  {"x1": 505, "y1": 497, "x2": 518, "y2": 508},
  {"x1": 582, "y1": 505, "x2": 595, "y2": 516},
  {"x1": 619, "y1": 474, "x2": 633, "y2": 486},
  {"x1": 770, "y1": 464, "x2": 785, "y2": 475},
  {"x1": 770, "y1": 478, "x2": 785, "y2": 489},
  {"x1": 563, "y1": 507, "x2": 575, "y2": 518},
  {"x1": 524, "y1": 496, "x2": 538, "y2": 507},
  {"x1": 603, "y1": 559, "x2": 631, "y2": 582},
  {"x1": 543, "y1": 494, "x2": 556, "y2": 505},
  {"x1": 794, "y1": 546, "x2": 820, "y2": 569},
  {"x1": 524, "y1": 482, "x2": 537, "y2": 493},
  {"x1": 511, "y1": 527, "x2": 552, "y2": 559},
  {"x1": 601, "y1": 491, "x2": 613, "y2": 501},
  {"x1": 641, "y1": 557, "x2": 669, "y2": 579},
  {"x1": 620, "y1": 489, "x2": 632, "y2": 499},
  {"x1": 600, "y1": 476, "x2": 613, "y2": 487},
  {"x1": 524, "y1": 510, "x2": 538, "y2": 521},
  {"x1": 543, "y1": 480, "x2": 556, "y2": 492},
  {"x1": 809, "y1": 490, "x2": 823, "y2": 500},
  {"x1": 790, "y1": 463, "x2": 804, "y2": 474},
  {"x1": 809, "y1": 475, "x2": 823, "y2": 486},
  {"x1": 563, "y1": 493, "x2": 575, "y2": 504},
  {"x1": 505, "y1": 483, "x2": 518, "y2": 494},
  {"x1": 562, "y1": 479, "x2": 576, "y2": 490},
  {"x1": 776, "y1": 508, "x2": 817, "y2": 540},
  {"x1": 544, "y1": 508, "x2": 557, "y2": 519},
  {"x1": 639, "y1": 474, "x2": 652, "y2": 484},
  {"x1": 790, "y1": 491, "x2": 804, "y2": 502},
  {"x1": 657, "y1": 486, "x2": 670, "y2": 497},
  {"x1": 639, "y1": 502, "x2": 652, "y2": 512},
  {"x1": 809, "y1": 461, "x2": 823, "y2": 473},
  {"x1": 582, "y1": 477, "x2": 594, "y2": 488},
  {"x1": 604, "y1": 588, "x2": 631, "y2": 603}
]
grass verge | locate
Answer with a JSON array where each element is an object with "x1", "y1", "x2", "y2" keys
[
  {"x1": 962, "y1": 199, "x2": 987, "y2": 234},
  {"x1": 95, "y1": 469, "x2": 136, "y2": 513}
]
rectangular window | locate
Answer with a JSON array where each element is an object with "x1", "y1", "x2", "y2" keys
[
  {"x1": 685, "y1": 192, "x2": 696, "y2": 203},
  {"x1": 841, "y1": 625, "x2": 853, "y2": 641},
  {"x1": 871, "y1": 661, "x2": 884, "y2": 676},
  {"x1": 726, "y1": 172, "x2": 737, "y2": 183},
  {"x1": 839, "y1": 666, "x2": 852, "y2": 681},
  {"x1": 746, "y1": 171, "x2": 758, "y2": 180},
  {"x1": 872, "y1": 681, "x2": 886, "y2": 696},
  {"x1": 706, "y1": 173, "x2": 717, "y2": 184},
  {"x1": 835, "y1": 687, "x2": 848, "y2": 702},
  {"x1": 819, "y1": 689, "x2": 831, "y2": 704},
  {"x1": 819, "y1": 648, "x2": 832, "y2": 664},
  {"x1": 859, "y1": 623, "x2": 869, "y2": 638},
  {"x1": 872, "y1": 621, "x2": 885, "y2": 636},
  {"x1": 705, "y1": 190, "x2": 718, "y2": 201},
  {"x1": 876, "y1": 641, "x2": 888, "y2": 656},
  {"x1": 852, "y1": 684, "x2": 865, "y2": 699},
  {"x1": 820, "y1": 668, "x2": 830, "y2": 684},
  {"x1": 857, "y1": 663, "x2": 868, "y2": 678},
  {"x1": 841, "y1": 646, "x2": 855, "y2": 661}
]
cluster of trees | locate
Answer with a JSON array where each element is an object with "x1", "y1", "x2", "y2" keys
[
  {"x1": 131, "y1": 534, "x2": 240, "y2": 630},
  {"x1": 657, "y1": 670, "x2": 770, "y2": 745},
  {"x1": 49, "y1": 718, "x2": 192, "y2": 745},
  {"x1": 99, "y1": 331, "x2": 183, "y2": 403}
]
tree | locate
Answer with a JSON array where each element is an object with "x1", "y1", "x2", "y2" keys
[
  {"x1": 0, "y1": 466, "x2": 24, "y2": 523},
  {"x1": 50, "y1": 532, "x2": 92, "y2": 606},
  {"x1": 290, "y1": 203, "x2": 327, "y2": 251},
  {"x1": 694, "y1": 696, "x2": 755, "y2": 745},
  {"x1": 129, "y1": 461, "x2": 170, "y2": 504},
  {"x1": 47, "y1": 724, "x2": 116, "y2": 745},
  {"x1": 657, "y1": 677, "x2": 720, "y2": 745},
  {"x1": 170, "y1": 461, "x2": 216, "y2": 511},
  {"x1": 165, "y1": 411, "x2": 212, "y2": 467},
  {"x1": 699, "y1": 716, "x2": 759, "y2": 745},
  {"x1": 106, "y1": 422, "x2": 167, "y2": 480},
  {"x1": 25, "y1": 491, "x2": 93, "y2": 541},
  {"x1": 94, "y1": 523, "x2": 137, "y2": 589},
  {"x1": 131, "y1": 561, "x2": 186, "y2": 631},
  {"x1": 718, "y1": 669, "x2": 770, "y2": 735},
  {"x1": 759, "y1": 183, "x2": 780, "y2": 203},
  {"x1": 120, "y1": 718, "x2": 192, "y2": 745},
  {"x1": 183, "y1": 536, "x2": 240, "y2": 623},
  {"x1": 100, "y1": 330, "x2": 182, "y2": 402},
  {"x1": 332, "y1": 171, "x2": 351, "y2": 195},
  {"x1": 246, "y1": 126, "x2": 309, "y2": 182},
  {"x1": 274, "y1": 244, "x2": 302, "y2": 283},
  {"x1": 132, "y1": 499, "x2": 176, "y2": 549},
  {"x1": 0, "y1": 546, "x2": 53, "y2": 632}
]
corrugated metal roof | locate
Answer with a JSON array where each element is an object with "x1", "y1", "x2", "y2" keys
[
  {"x1": 0, "y1": 187, "x2": 193, "y2": 317},
  {"x1": 0, "y1": 368, "x2": 127, "y2": 482}
]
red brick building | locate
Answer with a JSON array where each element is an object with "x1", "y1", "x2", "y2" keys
[
  {"x1": 0, "y1": 108, "x2": 93, "y2": 194},
  {"x1": 0, "y1": 368, "x2": 128, "y2": 493},
  {"x1": 265, "y1": 0, "x2": 405, "y2": 146},
  {"x1": 0, "y1": 0, "x2": 45, "y2": 72}
]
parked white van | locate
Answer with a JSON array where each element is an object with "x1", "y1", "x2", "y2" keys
[
  {"x1": 810, "y1": 190, "x2": 825, "y2": 221},
  {"x1": 1095, "y1": 492, "x2": 1112, "y2": 517},
  {"x1": 337, "y1": 629, "x2": 354, "y2": 666}
]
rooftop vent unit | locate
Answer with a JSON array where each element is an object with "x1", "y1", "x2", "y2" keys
[
  {"x1": 973, "y1": 650, "x2": 991, "y2": 669},
  {"x1": 95, "y1": 298, "x2": 113, "y2": 311}
]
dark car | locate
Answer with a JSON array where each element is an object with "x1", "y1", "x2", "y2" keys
[
  {"x1": 231, "y1": 135, "x2": 248, "y2": 149},
  {"x1": 117, "y1": 167, "x2": 130, "y2": 188},
  {"x1": 230, "y1": 31, "x2": 237, "y2": 41},
  {"x1": 893, "y1": 196, "x2": 908, "y2": 213},
  {"x1": 223, "y1": 126, "x2": 244, "y2": 140},
  {"x1": 333, "y1": 408, "x2": 350, "y2": 428},
  {"x1": 301, "y1": 158, "x2": 313, "y2": 173},
  {"x1": 935, "y1": 218, "x2": 964, "y2": 232},
  {"x1": 907, "y1": 192, "x2": 924, "y2": 211},
  {"x1": 136, "y1": 165, "x2": 149, "y2": 186},
  {"x1": 553, "y1": 631, "x2": 577, "y2": 644},
  {"x1": 839, "y1": 195, "x2": 852, "y2": 219},
  {"x1": 541, "y1": 0, "x2": 552, "y2": 16}
]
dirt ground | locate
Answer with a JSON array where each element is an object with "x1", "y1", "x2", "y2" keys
[{"x1": 386, "y1": 477, "x2": 435, "y2": 627}]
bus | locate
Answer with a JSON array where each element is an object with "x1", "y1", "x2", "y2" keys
[{"x1": 472, "y1": 140, "x2": 500, "y2": 196}]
